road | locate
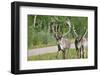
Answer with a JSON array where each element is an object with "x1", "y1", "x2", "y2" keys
[{"x1": 28, "y1": 44, "x2": 75, "y2": 56}]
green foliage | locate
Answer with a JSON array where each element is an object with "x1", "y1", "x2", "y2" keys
[
  {"x1": 28, "y1": 16, "x2": 34, "y2": 49},
  {"x1": 70, "y1": 17, "x2": 88, "y2": 37},
  {"x1": 28, "y1": 15, "x2": 88, "y2": 49},
  {"x1": 28, "y1": 31, "x2": 56, "y2": 49}
]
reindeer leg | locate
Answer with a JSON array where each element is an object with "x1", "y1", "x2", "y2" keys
[
  {"x1": 82, "y1": 51, "x2": 84, "y2": 58},
  {"x1": 62, "y1": 50, "x2": 64, "y2": 59},
  {"x1": 75, "y1": 48, "x2": 79, "y2": 58},
  {"x1": 56, "y1": 44, "x2": 61, "y2": 59},
  {"x1": 56, "y1": 51, "x2": 60, "y2": 59},
  {"x1": 64, "y1": 50, "x2": 66, "y2": 59},
  {"x1": 82, "y1": 45, "x2": 84, "y2": 58},
  {"x1": 77, "y1": 50, "x2": 79, "y2": 58},
  {"x1": 62, "y1": 50, "x2": 66, "y2": 59},
  {"x1": 66, "y1": 49, "x2": 69, "y2": 59},
  {"x1": 78, "y1": 50, "x2": 80, "y2": 58},
  {"x1": 80, "y1": 48, "x2": 82, "y2": 58},
  {"x1": 76, "y1": 49, "x2": 79, "y2": 58},
  {"x1": 80, "y1": 47, "x2": 84, "y2": 58}
]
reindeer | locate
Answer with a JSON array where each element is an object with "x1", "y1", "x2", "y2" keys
[
  {"x1": 61, "y1": 18, "x2": 88, "y2": 58},
  {"x1": 50, "y1": 19, "x2": 71, "y2": 59},
  {"x1": 75, "y1": 31, "x2": 87, "y2": 58},
  {"x1": 74, "y1": 36, "x2": 86, "y2": 58},
  {"x1": 72, "y1": 23, "x2": 88, "y2": 58}
]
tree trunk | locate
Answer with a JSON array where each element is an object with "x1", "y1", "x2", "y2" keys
[{"x1": 33, "y1": 15, "x2": 37, "y2": 27}]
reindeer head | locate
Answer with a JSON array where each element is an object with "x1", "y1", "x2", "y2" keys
[
  {"x1": 50, "y1": 18, "x2": 71, "y2": 42},
  {"x1": 54, "y1": 32, "x2": 62, "y2": 41}
]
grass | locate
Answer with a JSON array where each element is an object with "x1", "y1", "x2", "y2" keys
[{"x1": 28, "y1": 49, "x2": 88, "y2": 61}]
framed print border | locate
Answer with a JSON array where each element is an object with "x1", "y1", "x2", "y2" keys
[{"x1": 11, "y1": 1, "x2": 98, "y2": 74}]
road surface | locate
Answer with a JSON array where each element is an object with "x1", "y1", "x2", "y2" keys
[{"x1": 28, "y1": 44, "x2": 75, "y2": 56}]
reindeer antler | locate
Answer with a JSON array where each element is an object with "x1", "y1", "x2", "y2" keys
[
  {"x1": 80, "y1": 28, "x2": 87, "y2": 40},
  {"x1": 83, "y1": 29, "x2": 88, "y2": 38},
  {"x1": 72, "y1": 24, "x2": 78, "y2": 37},
  {"x1": 63, "y1": 19, "x2": 71, "y2": 37}
]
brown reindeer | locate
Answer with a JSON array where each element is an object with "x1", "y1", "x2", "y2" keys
[
  {"x1": 75, "y1": 36, "x2": 87, "y2": 58},
  {"x1": 51, "y1": 19, "x2": 71, "y2": 59},
  {"x1": 54, "y1": 33, "x2": 70, "y2": 59},
  {"x1": 62, "y1": 19, "x2": 88, "y2": 58},
  {"x1": 72, "y1": 23, "x2": 88, "y2": 58}
]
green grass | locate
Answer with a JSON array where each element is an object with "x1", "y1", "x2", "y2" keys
[{"x1": 28, "y1": 49, "x2": 88, "y2": 61}]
